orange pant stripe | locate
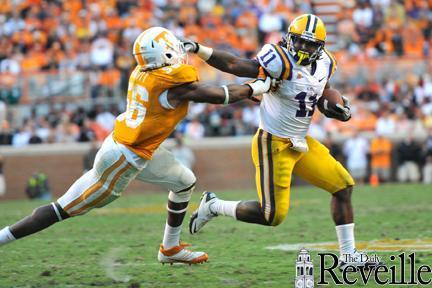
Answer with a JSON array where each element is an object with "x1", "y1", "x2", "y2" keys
[
  {"x1": 64, "y1": 155, "x2": 126, "y2": 213},
  {"x1": 69, "y1": 162, "x2": 132, "y2": 216}
]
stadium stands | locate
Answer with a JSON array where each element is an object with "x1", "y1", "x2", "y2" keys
[{"x1": 0, "y1": 0, "x2": 431, "y2": 182}]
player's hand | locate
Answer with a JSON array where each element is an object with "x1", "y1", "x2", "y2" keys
[
  {"x1": 270, "y1": 78, "x2": 281, "y2": 92},
  {"x1": 178, "y1": 36, "x2": 199, "y2": 53},
  {"x1": 325, "y1": 96, "x2": 351, "y2": 121},
  {"x1": 246, "y1": 77, "x2": 271, "y2": 97}
]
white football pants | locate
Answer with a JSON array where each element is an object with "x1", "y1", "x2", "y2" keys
[{"x1": 57, "y1": 135, "x2": 196, "y2": 216}]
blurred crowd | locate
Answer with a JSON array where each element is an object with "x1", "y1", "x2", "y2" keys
[{"x1": 0, "y1": 0, "x2": 432, "y2": 184}]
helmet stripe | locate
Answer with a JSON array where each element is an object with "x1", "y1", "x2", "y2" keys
[
  {"x1": 312, "y1": 16, "x2": 318, "y2": 33},
  {"x1": 306, "y1": 14, "x2": 312, "y2": 33},
  {"x1": 134, "y1": 32, "x2": 147, "y2": 66},
  {"x1": 307, "y1": 15, "x2": 317, "y2": 34}
]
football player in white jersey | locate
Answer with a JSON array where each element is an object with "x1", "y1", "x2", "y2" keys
[{"x1": 183, "y1": 14, "x2": 381, "y2": 270}]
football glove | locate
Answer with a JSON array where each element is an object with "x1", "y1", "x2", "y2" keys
[
  {"x1": 323, "y1": 96, "x2": 351, "y2": 122},
  {"x1": 178, "y1": 36, "x2": 213, "y2": 60},
  {"x1": 178, "y1": 36, "x2": 199, "y2": 53}
]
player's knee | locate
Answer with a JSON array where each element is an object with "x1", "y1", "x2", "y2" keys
[
  {"x1": 270, "y1": 209, "x2": 288, "y2": 226},
  {"x1": 170, "y1": 179, "x2": 196, "y2": 204},
  {"x1": 261, "y1": 205, "x2": 288, "y2": 226},
  {"x1": 179, "y1": 168, "x2": 196, "y2": 191},
  {"x1": 333, "y1": 186, "x2": 353, "y2": 202}
]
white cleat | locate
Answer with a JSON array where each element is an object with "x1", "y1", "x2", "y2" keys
[
  {"x1": 158, "y1": 243, "x2": 208, "y2": 265},
  {"x1": 339, "y1": 249, "x2": 384, "y2": 271},
  {"x1": 189, "y1": 191, "x2": 218, "y2": 234}
]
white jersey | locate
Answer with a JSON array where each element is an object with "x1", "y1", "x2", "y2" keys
[{"x1": 256, "y1": 43, "x2": 337, "y2": 140}]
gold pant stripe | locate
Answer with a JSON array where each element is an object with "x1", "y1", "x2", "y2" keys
[
  {"x1": 257, "y1": 129, "x2": 268, "y2": 221},
  {"x1": 70, "y1": 161, "x2": 132, "y2": 216},
  {"x1": 64, "y1": 155, "x2": 126, "y2": 213},
  {"x1": 258, "y1": 130, "x2": 276, "y2": 223},
  {"x1": 266, "y1": 132, "x2": 276, "y2": 224}
]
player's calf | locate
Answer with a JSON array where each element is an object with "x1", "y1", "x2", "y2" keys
[
  {"x1": 0, "y1": 202, "x2": 69, "y2": 246},
  {"x1": 331, "y1": 186, "x2": 354, "y2": 225}
]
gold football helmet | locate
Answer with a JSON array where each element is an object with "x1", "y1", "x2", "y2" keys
[{"x1": 282, "y1": 14, "x2": 326, "y2": 66}]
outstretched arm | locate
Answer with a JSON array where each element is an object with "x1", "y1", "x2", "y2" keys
[
  {"x1": 181, "y1": 38, "x2": 260, "y2": 78},
  {"x1": 167, "y1": 78, "x2": 271, "y2": 107},
  {"x1": 207, "y1": 51, "x2": 260, "y2": 78}
]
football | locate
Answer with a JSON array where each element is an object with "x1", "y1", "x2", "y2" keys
[{"x1": 317, "y1": 88, "x2": 343, "y2": 114}]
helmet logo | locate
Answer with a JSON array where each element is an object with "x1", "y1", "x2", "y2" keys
[{"x1": 154, "y1": 31, "x2": 175, "y2": 49}]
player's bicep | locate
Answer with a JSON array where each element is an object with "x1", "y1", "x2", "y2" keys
[
  {"x1": 167, "y1": 82, "x2": 224, "y2": 105},
  {"x1": 207, "y1": 50, "x2": 260, "y2": 78}
]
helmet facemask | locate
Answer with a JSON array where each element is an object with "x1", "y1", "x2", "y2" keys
[
  {"x1": 286, "y1": 33, "x2": 324, "y2": 66},
  {"x1": 164, "y1": 39, "x2": 188, "y2": 66}
]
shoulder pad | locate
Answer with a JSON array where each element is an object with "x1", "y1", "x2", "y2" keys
[
  {"x1": 153, "y1": 64, "x2": 199, "y2": 86},
  {"x1": 321, "y1": 48, "x2": 337, "y2": 80},
  {"x1": 256, "y1": 44, "x2": 293, "y2": 80}
]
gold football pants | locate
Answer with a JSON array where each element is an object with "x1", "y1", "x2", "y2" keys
[{"x1": 251, "y1": 129, "x2": 355, "y2": 226}]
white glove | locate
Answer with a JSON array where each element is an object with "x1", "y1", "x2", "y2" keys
[
  {"x1": 335, "y1": 96, "x2": 351, "y2": 122},
  {"x1": 178, "y1": 36, "x2": 199, "y2": 53},
  {"x1": 177, "y1": 36, "x2": 213, "y2": 60},
  {"x1": 323, "y1": 95, "x2": 351, "y2": 122},
  {"x1": 246, "y1": 77, "x2": 271, "y2": 97}
]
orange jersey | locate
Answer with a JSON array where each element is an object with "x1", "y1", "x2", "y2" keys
[{"x1": 113, "y1": 63, "x2": 199, "y2": 159}]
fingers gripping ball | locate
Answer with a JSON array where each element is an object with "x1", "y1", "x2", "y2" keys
[
  {"x1": 317, "y1": 88, "x2": 343, "y2": 114},
  {"x1": 317, "y1": 88, "x2": 351, "y2": 121}
]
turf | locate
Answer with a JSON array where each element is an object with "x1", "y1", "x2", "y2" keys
[{"x1": 0, "y1": 183, "x2": 431, "y2": 287}]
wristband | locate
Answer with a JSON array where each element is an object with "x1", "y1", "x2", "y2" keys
[
  {"x1": 222, "y1": 85, "x2": 230, "y2": 105},
  {"x1": 197, "y1": 45, "x2": 213, "y2": 61}
]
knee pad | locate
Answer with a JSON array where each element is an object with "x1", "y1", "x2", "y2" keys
[
  {"x1": 168, "y1": 182, "x2": 195, "y2": 204},
  {"x1": 178, "y1": 168, "x2": 196, "y2": 191}
]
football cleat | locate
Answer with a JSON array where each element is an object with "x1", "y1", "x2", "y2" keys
[
  {"x1": 158, "y1": 243, "x2": 208, "y2": 265},
  {"x1": 189, "y1": 191, "x2": 218, "y2": 234},
  {"x1": 339, "y1": 249, "x2": 385, "y2": 271}
]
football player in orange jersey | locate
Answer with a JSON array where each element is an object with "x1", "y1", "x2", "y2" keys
[{"x1": 0, "y1": 27, "x2": 272, "y2": 265}]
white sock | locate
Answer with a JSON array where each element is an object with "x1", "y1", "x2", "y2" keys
[
  {"x1": 162, "y1": 223, "x2": 182, "y2": 249},
  {"x1": 0, "y1": 226, "x2": 16, "y2": 246},
  {"x1": 335, "y1": 223, "x2": 356, "y2": 255},
  {"x1": 210, "y1": 199, "x2": 240, "y2": 219}
]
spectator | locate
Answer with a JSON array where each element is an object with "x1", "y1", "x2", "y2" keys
[
  {"x1": 184, "y1": 118, "x2": 205, "y2": 140},
  {"x1": 25, "y1": 172, "x2": 51, "y2": 200},
  {"x1": 95, "y1": 105, "x2": 116, "y2": 132},
  {"x1": 375, "y1": 109, "x2": 396, "y2": 136},
  {"x1": 424, "y1": 155, "x2": 432, "y2": 184},
  {"x1": 343, "y1": 130, "x2": 369, "y2": 184},
  {"x1": 171, "y1": 134, "x2": 195, "y2": 170},
  {"x1": 370, "y1": 133, "x2": 393, "y2": 182},
  {"x1": 0, "y1": 156, "x2": 5, "y2": 196},
  {"x1": 83, "y1": 140, "x2": 100, "y2": 173},
  {"x1": 28, "y1": 126, "x2": 43, "y2": 144},
  {"x1": 396, "y1": 136, "x2": 421, "y2": 182},
  {"x1": 423, "y1": 133, "x2": 432, "y2": 184}
]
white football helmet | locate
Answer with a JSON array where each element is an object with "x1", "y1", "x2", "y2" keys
[{"x1": 133, "y1": 27, "x2": 186, "y2": 71}]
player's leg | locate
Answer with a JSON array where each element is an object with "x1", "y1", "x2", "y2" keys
[
  {"x1": 0, "y1": 136, "x2": 138, "y2": 246},
  {"x1": 135, "y1": 147, "x2": 207, "y2": 264},
  {"x1": 190, "y1": 129, "x2": 299, "y2": 232},
  {"x1": 293, "y1": 136, "x2": 381, "y2": 269}
]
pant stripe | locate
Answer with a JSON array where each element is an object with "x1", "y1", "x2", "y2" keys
[
  {"x1": 69, "y1": 161, "x2": 132, "y2": 216},
  {"x1": 257, "y1": 129, "x2": 267, "y2": 221},
  {"x1": 63, "y1": 155, "x2": 126, "y2": 213},
  {"x1": 266, "y1": 132, "x2": 276, "y2": 224}
]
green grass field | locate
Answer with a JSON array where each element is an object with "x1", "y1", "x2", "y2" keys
[{"x1": 0, "y1": 183, "x2": 431, "y2": 288}]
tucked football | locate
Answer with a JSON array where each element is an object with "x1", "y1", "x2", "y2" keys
[{"x1": 317, "y1": 88, "x2": 343, "y2": 114}]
